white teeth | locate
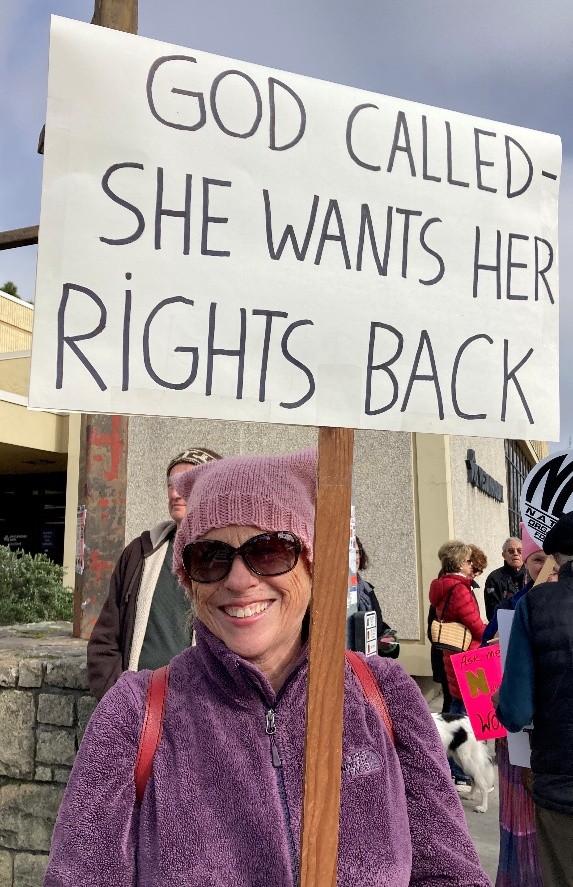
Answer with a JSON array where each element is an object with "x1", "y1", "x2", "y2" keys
[{"x1": 224, "y1": 601, "x2": 270, "y2": 618}]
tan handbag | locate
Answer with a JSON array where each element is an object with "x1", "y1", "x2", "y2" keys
[{"x1": 430, "y1": 585, "x2": 472, "y2": 653}]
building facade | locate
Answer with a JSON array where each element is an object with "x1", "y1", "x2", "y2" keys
[{"x1": 0, "y1": 294, "x2": 546, "y2": 677}]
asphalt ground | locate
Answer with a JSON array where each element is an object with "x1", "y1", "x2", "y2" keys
[
  {"x1": 460, "y1": 756, "x2": 499, "y2": 883},
  {"x1": 429, "y1": 696, "x2": 500, "y2": 884}
]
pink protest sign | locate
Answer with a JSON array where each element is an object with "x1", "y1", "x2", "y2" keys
[{"x1": 450, "y1": 645, "x2": 507, "y2": 741}]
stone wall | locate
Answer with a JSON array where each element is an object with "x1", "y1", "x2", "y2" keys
[{"x1": 0, "y1": 623, "x2": 95, "y2": 887}]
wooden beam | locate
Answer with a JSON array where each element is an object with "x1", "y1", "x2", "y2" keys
[
  {"x1": 0, "y1": 226, "x2": 39, "y2": 250},
  {"x1": 300, "y1": 426, "x2": 354, "y2": 887},
  {"x1": 70, "y1": 0, "x2": 138, "y2": 638},
  {"x1": 92, "y1": 0, "x2": 138, "y2": 32}
]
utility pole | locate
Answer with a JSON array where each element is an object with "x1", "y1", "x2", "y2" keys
[{"x1": 0, "y1": 0, "x2": 138, "y2": 639}]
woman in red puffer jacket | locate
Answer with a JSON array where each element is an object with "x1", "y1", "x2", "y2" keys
[{"x1": 429, "y1": 540, "x2": 487, "y2": 713}]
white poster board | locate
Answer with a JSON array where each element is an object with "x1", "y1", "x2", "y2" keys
[
  {"x1": 497, "y1": 609, "x2": 531, "y2": 767},
  {"x1": 30, "y1": 17, "x2": 561, "y2": 438},
  {"x1": 520, "y1": 449, "x2": 573, "y2": 545}
]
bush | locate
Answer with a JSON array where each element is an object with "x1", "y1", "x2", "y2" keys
[{"x1": 0, "y1": 546, "x2": 73, "y2": 625}]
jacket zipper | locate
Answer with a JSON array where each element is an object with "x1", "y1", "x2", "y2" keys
[{"x1": 265, "y1": 707, "x2": 299, "y2": 885}]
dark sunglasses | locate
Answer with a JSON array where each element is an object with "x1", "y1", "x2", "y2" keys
[{"x1": 182, "y1": 531, "x2": 302, "y2": 583}]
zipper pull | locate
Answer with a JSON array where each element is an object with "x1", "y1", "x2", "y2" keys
[{"x1": 266, "y1": 708, "x2": 282, "y2": 768}]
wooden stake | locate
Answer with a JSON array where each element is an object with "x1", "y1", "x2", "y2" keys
[
  {"x1": 92, "y1": 0, "x2": 138, "y2": 32},
  {"x1": 533, "y1": 554, "x2": 556, "y2": 586},
  {"x1": 300, "y1": 426, "x2": 354, "y2": 887}
]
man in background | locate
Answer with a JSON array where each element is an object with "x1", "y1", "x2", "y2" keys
[
  {"x1": 87, "y1": 447, "x2": 221, "y2": 700},
  {"x1": 483, "y1": 536, "x2": 525, "y2": 620},
  {"x1": 497, "y1": 512, "x2": 573, "y2": 885}
]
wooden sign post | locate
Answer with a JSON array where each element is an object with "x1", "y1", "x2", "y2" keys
[{"x1": 301, "y1": 427, "x2": 354, "y2": 886}]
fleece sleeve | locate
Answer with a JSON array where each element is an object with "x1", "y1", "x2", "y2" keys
[
  {"x1": 373, "y1": 659, "x2": 491, "y2": 886},
  {"x1": 496, "y1": 597, "x2": 535, "y2": 732},
  {"x1": 43, "y1": 672, "x2": 146, "y2": 887}
]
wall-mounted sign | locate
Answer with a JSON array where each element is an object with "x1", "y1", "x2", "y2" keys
[{"x1": 466, "y1": 449, "x2": 504, "y2": 501}]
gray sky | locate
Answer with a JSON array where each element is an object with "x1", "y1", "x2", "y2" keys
[{"x1": 1, "y1": 0, "x2": 571, "y2": 446}]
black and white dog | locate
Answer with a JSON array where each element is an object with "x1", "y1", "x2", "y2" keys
[{"x1": 431, "y1": 712, "x2": 495, "y2": 813}]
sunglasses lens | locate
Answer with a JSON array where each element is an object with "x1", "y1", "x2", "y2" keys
[
  {"x1": 183, "y1": 540, "x2": 233, "y2": 583},
  {"x1": 183, "y1": 532, "x2": 302, "y2": 582},
  {"x1": 243, "y1": 532, "x2": 301, "y2": 576}
]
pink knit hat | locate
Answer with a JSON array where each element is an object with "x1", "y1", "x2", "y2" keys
[
  {"x1": 520, "y1": 521, "x2": 542, "y2": 564},
  {"x1": 173, "y1": 448, "x2": 317, "y2": 585}
]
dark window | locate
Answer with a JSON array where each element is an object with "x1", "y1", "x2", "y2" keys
[
  {"x1": 505, "y1": 441, "x2": 533, "y2": 538},
  {"x1": 0, "y1": 472, "x2": 66, "y2": 564}
]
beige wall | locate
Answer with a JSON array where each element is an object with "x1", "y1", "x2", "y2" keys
[{"x1": 0, "y1": 292, "x2": 32, "y2": 352}]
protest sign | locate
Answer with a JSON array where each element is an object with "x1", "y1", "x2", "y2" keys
[
  {"x1": 520, "y1": 448, "x2": 573, "y2": 545},
  {"x1": 450, "y1": 644, "x2": 506, "y2": 741},
  {"x1": 29, "y1": 16, "x2": 561, "y2": 439},
  {"x1": 497, "y1": 609, "x2": 531, "y2": 767}
]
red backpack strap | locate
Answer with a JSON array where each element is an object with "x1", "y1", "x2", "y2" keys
[
  {"x1": 134, "y1": 664, "x2": 170, "y2": 804},
  {"x1": 345, "y1": 651, "x2": 395, "y2": 745}
]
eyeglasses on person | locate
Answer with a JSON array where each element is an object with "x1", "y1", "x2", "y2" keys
[{"x1": 182, "y1": 531, "x2": 302, "y2": 583}]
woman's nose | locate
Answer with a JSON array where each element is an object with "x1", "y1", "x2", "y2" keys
[{"x1": 223, "y1": 554, "x2": 258, "y2": 591}]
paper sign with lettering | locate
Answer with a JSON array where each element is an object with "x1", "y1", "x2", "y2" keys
[
  {"x1": 450, "y1": 645, "x2": 507, "y2": 741},
  {"x1": 520, "y1": 449, "x2": 573, "y2": 546},
  {"x1": 29, "y1": 17, "x2": 561, "y2": 438},
  {"x1": 497, "y1": 609, "x2": 531, "y2": 766}
]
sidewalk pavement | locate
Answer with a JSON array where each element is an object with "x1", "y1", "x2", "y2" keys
[
  {"x1": 428, "y1": 694, "x2": 499, "y2": 883},
  {"x1": 461, "y1": 763, "x2": 499, "y2": 883}
]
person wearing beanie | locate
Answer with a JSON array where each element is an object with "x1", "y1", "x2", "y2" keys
[
  {"x1": 87, "y1": 447, "x2": 221, "y2": 700},
  {"x1": 497, "y1": 512, "x2": 573, "y2": 886},
  {"x1": 46, "y1": 448, "x2": 490, "y2": 887}
]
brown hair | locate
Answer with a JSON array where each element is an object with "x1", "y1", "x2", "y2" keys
[{"x1": 469, "y1": 544, "x2": 487, "y2": 575}]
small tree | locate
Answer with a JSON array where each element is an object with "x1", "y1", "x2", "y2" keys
[
  {"x1": 1, "y1": 281, "x2": 19, "y2": 298},
  {"x1": 0, "y1": 546, "x2": 73, "y2": 625}
]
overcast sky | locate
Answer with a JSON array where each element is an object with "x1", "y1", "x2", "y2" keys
[{"x1": 1, "y1": 0, "x2": 571, "y2": 447}]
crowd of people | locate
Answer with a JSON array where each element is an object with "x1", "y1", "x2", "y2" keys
[{"x1": 41, "y1": 444, "x2": 573, "y2": 886}]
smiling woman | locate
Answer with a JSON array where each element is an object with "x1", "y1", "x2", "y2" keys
[{"x1": 44, "y1": 448, "x2": 491, "y2": 887}]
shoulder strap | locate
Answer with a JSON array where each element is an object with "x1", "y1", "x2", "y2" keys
[
  {"x1": 345, "y1": 650, "x2": 395, "y2": 745},
  {"x1": 134, "y1": 664, "x2": 170, "y2": 804},
  {"x1": 439, "y1": 585, "x2": 455, "y2": 621}
]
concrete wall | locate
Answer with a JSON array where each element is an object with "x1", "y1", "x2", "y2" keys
[
  {"x1": 0, "y1": 294, "x2": 32, "y2": 354},
  {"x1": 125, "y1": 419, "x2": 417, "y2": 639},
  {"x1": 449, "y1": 436, "x2": 510, "y2": 619}
]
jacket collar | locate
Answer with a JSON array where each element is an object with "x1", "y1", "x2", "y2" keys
[
  {"x1": 501, "y1": 562, "x2": 525, "y2": 579},
  {"x1": 191, "y1": 619, "x2": 308, "y2": 709},
  {"x1": 149, "y1": 519, "x2": 176, "y2": 550}
]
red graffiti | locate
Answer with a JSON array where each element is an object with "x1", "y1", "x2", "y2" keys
[
  {"x1": 88, "y1": 549, "x2": 114, "y2": 583},
  {"x1": 88, "y1": 415, "x2": 125, "y2": 481}
]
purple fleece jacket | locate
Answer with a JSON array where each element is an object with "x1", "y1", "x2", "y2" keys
[{"x1": 44, "y1": 622, "x2": 490, "y2": 886}]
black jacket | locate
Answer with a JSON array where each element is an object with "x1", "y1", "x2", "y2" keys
[
  {"x1": 483, "y1": 563, "x2": 526, "y2": 621},
  {"x1": 87, "y1": 521, "x2": 175, "y2": 700},
  {"x1": 527, "y1": 562, "x2": 573, "y2": 813}
]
